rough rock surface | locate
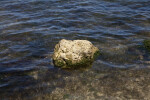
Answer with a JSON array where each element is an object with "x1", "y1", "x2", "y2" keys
[{"x1": 52, "y1": 39, "x2": 99, "y2": 68}]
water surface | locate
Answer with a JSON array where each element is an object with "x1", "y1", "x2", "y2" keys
[{"x1": 0, "y1": 0, "x2": 150, "y2": 99}]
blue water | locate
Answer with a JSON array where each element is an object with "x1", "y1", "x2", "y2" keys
[{"x1": 0, "y1": 0, "x2": 150, "y2": 99}]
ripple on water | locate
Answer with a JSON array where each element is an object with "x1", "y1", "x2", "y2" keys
[{"x1": 0, "y1": 0, "x2": 150, "y2": 99}]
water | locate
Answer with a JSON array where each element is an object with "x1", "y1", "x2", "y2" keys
[{"x1": 0, "y1": 0, "x2": 150, "y2": 99}]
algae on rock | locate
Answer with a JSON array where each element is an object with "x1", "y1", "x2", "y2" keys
[
  {"x1": 143, "y1": 39, "x2": 150, "y2": 53},
  {"x1": 52, "y1": 39, "x2": 100, "y2": 69}
]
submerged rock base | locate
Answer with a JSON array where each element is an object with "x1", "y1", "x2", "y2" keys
[{"x1": 52, "y1": 39, "x2": 100, "y2": 69}]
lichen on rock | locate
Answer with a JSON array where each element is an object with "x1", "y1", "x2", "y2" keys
[{"x1": 52, "y1": 39, "x2": 100, "y2": 69}]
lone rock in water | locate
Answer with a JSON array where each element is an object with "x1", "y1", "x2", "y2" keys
[{"x1": 52, "y1": 39, "x2": 100, "y2": 69}]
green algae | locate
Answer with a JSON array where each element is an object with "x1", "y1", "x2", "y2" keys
[
  {"x1": 54, "y1": 58, "x2": 92, "y2": 69},
  {"x1": 53, "y1": 50, "x2": 100, "y2": 69},
  {"x1": 63, "y1": 94, "x2": 70, "y2": 99},
  {"x1": 53, "y1": 59, "x2": 66, "y2": 67},
  {"x1": 93, "y1": 50, "x2": 100, "y2": 59},
  {"x1": 143, "y1": 39, "x2": 150, "y2": 53},
  {"x1": 65, "y1": 58, "x2": 92, "y2": 69}
]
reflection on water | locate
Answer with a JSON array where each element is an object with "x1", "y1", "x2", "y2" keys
[{"x1": 0, "y1": 0, "x2": 150, "y2": 99}]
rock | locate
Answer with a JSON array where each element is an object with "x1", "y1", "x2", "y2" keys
[
  {"x1": 143, "y1": 39, "x2": 150, "y2": 53},
  {"x1": 52, "y1": 39, "x2": 100, "y2": 69}
]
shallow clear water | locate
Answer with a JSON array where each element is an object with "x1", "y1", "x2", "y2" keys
[{"x1": 0, "y1": 0, "x2": 150, "y2": 99}]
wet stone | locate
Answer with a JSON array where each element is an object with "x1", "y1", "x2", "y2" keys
[{"x1": 52, "y1": 39, "x2": 100, "y2": 69}]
